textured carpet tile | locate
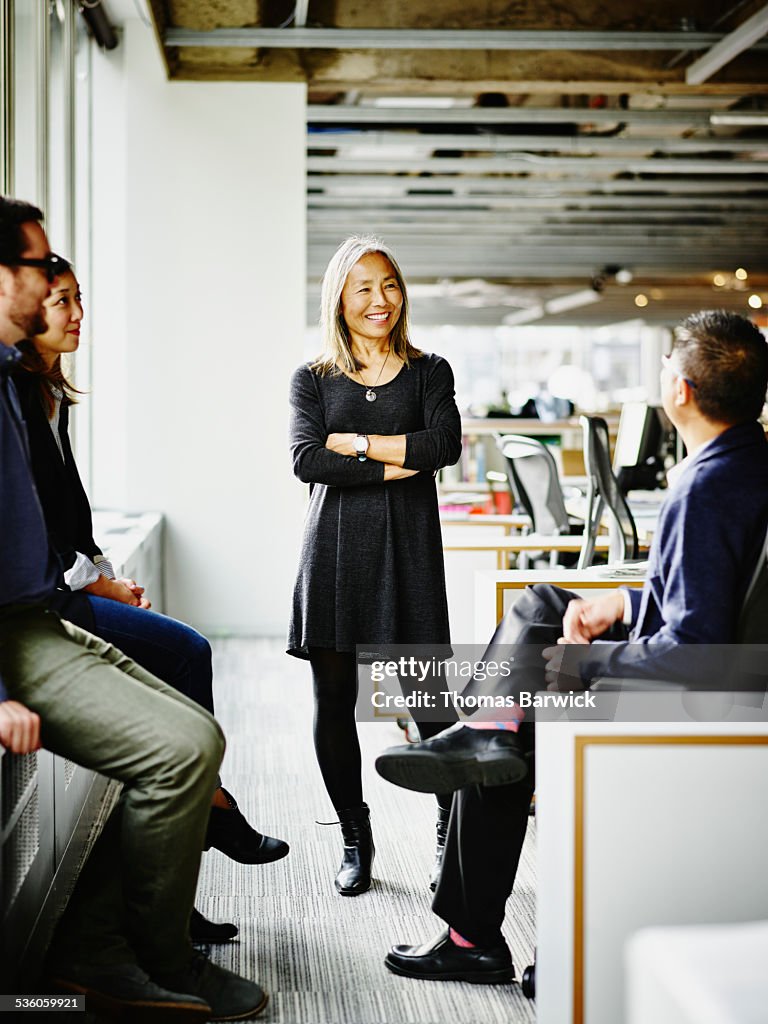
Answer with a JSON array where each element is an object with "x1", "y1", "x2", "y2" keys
[{"x1": 197, "y1": 639, "x2": 536, "y2": 1024}]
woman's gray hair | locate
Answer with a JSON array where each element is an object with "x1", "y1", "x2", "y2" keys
[{"x1": 313, "y1": 235, "x2": 419, "y2": 376}]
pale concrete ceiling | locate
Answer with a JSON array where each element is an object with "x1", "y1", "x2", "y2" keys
[{"x1": 135, "y1": 0, "x2": 768, "y2": 326}]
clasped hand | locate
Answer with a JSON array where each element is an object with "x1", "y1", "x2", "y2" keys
[{"x1": 542, "y1": 591, "x2": 625, "y2": 690}]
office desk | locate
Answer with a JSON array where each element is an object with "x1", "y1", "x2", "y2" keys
[
  {"x1": 445, "y1": 534, "x2": 613, "y2": 571},
  {"x1": 440, "y1": 512, "x2": 532, "y2": 533}
]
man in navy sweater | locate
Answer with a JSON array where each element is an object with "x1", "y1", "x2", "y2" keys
[
  {"x1": 0, "y1": 196, "x2": 267, "y2": 1019},
  {"x1": 376, "y1": 309, "x2": 768, "y2": 982}
]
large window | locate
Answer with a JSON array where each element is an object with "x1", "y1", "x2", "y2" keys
[{"x1": 1, "y1": 0, "x2": 94, "y2": 485}]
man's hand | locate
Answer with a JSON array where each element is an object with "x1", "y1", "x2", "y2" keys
[
  {"x1": 0, "y1": 701, "x2": 42, "y2": 754},
  {"x1": 543, "y1": 642, "x2": 591, "y2": 691},
  {"x1": 561, "y1": 591, "x2": 625, "y2": 644}
]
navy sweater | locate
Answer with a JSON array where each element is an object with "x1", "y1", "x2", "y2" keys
[{"x1": 0, "y1": 340, "x2": 59, "y2": 701}]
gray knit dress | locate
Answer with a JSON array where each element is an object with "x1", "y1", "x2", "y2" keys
[{"x1": 287, "y1": 353, "x2": 462, "y2": 658}]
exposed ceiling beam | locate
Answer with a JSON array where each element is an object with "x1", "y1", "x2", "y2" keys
[
  {"x1": 307, "y1": 190, "x2": 768, "y2": 203},
  {"x1": 687, "y1": 4, "x2": 768, "y2": 85},
  {"x1": 308, "y1": 105, "x2": 722, "y2": 127},
  {"x1": 307, "y1": 176, "x2": 768, "y2": 196},
  {"x1": 309, "y1": 131, "x2": 768, "y2": 155},
  {"x1": 164, "y1": 27, "x2": 768, "y2": 52},
  {"x1": 308, "y1": 210, "x2": 768, "y2": 225},
  {"x1": 307, "y1": 155, "x2": 768, "y2": 174}
]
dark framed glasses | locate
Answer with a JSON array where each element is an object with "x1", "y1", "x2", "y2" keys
[
  {"x1": 11, "y1": 252, "x2": 71, "y2": 283},
  {"x1": 661, "y1": 352, "x2": 697, "y2": 389}
]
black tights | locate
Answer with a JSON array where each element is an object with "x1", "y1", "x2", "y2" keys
[{"x1": 309, "y1": 648, "x2": 454, "y2": 813}]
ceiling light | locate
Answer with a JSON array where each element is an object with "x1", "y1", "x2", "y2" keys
[
  {"x1": 368, "y1": 96, "x2": 474, "y2": 108},
  {"x1": 735, "y1": 267, "x2": 748, "y2": 280},
  {"x1": 502, "y1": 305, "x2": 544, "y2": 326},
  {"x1": 545, "y1": 289, "x2": 602, "y2": 314},
  {"x1": 710, "y1": 113, "x2": 768, "y2": 127},
  {"x1": 650, "y1": 288, "x2": 664, "y2": 300},
  {"x1": 634, "y1": 294, "x2": 649, "y2": 308},
  {"x1": 615, "y1": 268, "x2": 633, "y2": 285},
  {"x1": 748, "y1": 294, "x2": 763, "y2": 309},
  {"x1": 713, "y1": 273, "x2": 726, "y2": 286}
]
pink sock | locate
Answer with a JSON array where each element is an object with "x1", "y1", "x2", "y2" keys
[
  {"x1": 465, "y1": 720, "x2": 519, "y2": 732},
  {"x1": 449, "y1": 928, "x2": 476, "y2": 948}
]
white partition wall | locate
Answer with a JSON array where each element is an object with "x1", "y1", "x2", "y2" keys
[{"x1": 88, "y1": 20, "x2": 307, "y2": 635}]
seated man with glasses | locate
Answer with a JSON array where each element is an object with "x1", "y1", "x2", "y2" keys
[
  {"x1": 0, "y1": 196, "x2": 267, "y2": 1019},
  {"x1": 375, "y1": 309, "x2": 768, "y2": 983}
]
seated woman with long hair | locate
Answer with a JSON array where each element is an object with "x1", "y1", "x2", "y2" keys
[{"x1": 16, "y1": 268, "x2": 289, "y2": 944}]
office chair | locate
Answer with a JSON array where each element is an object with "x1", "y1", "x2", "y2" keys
[
  {"x1": 495, "y1": 434, "x2": 582, "y2": 567},
  {"x1": 577, "y1": 415, "x2": 640, "y2": 569}
]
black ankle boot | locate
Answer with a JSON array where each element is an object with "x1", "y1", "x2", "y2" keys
[
  {"x1": 429, "y1": 805, "x2": 451, "y2": 892},
  {"x1": 189, "y1": 907, "x2": 238, "y2": 944},
  {"x1": 205, "y1": 788, "x2": 289, "y2": 865},
  {"x1": 335, "y1": 804, "x2": 374, "y2": 896}
]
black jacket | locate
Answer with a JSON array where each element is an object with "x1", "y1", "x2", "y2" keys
[{"x1": 13, "y1": 370, "x2": 98, "y2": 629}]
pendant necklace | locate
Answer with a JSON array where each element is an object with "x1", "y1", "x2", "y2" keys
[{"x1": 356, "y1": 347, "x2": 390, "y2": 402}]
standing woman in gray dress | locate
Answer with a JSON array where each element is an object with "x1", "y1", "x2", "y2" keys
[{"x1": 288, "y1": 236, "x2": 462, "y2": 896}]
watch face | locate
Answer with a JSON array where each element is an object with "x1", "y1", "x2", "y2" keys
[{"x1": 354, "y1": 435, "x2": 368, "y2": 452}]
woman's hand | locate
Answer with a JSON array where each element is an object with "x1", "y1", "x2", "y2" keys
[
  {"x1": 117, "y1": 577, "x2": 152, "y2": 610},
  {"x1": 84, "y1": 574, "x2": 143, "y2": 607},
  {"x1": 325, "y1": 433, "x2": 357, "y2": 456}
]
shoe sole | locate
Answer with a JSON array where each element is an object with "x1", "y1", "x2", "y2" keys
[
  {"x1": 384, "y1": 958, "x2": 515, "y2": 985},
  {"x1": 375, "y1": 750, "x2": 528, "y2": 794},
  {"x1": 209, "y1": 990, "x2": 269, "y2": 1021},
  {"x1": 51, "y1": 977, "x2": 211, "y2": 1021}
]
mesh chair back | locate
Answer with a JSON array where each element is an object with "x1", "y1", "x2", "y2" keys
[
  {"x1": 578, "y1": 415, "x2": 640, "y2": 568},
  {"x1": 737, "y1": 527, "x2": 768, "y2": 643},
  {"x1": 495, "y1": 434, "x2": 570, "y2": 535}
]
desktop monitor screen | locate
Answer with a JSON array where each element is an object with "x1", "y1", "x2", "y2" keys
[{"x1": 614, "y1": 402, "x2": 676, "y2": 491}]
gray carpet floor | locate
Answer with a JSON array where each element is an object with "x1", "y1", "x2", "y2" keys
[{"x1": 196, "y1": 639, "x2": 537, "y2": 1024}]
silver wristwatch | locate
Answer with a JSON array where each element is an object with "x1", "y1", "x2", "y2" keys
[{"x1": 353, "y1": 434, "x2": 369, "y2": 461}]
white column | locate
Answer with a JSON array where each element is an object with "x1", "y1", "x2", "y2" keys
[{"x1": 90, "y1": 19, "x2": 307, "y2": 635}]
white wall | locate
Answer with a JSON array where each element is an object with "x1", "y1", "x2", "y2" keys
[{"x1": 89, "y1": 20, "x2": 306, "y2": 635}]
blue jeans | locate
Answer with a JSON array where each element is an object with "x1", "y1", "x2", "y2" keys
[{"x1": 85, "y1": 596, "x2": 215, "y2": 716}]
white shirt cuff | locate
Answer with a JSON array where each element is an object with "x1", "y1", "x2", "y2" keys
[
  {"x1": 64, "y1": 552, "x2": 101, "y2": 590},
  {"x1": 621, "y1": 588, "x2": 634, "y2": 626}
]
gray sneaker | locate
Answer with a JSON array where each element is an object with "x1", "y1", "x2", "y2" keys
[
  {"x1": 51, "y1": 962, "x2": 212, "y2": 1020},
  {"x1": 156, "y1": 951, "x2": 268, "y2": 1021}
]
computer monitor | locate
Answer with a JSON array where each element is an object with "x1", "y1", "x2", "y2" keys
[{"x1": 613, "y1": 401, "x2": 677, "y2": 493}]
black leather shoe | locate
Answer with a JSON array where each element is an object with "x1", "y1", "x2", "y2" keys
[
  {"x1": 385, "y1": 929, "x2": 515, "y2": 984},
  {"x1": 205, "y1": 788, "x2": 289, "y2": 865},
  {"x1": 375, "y1": 724, "x2": 529, "y2": 794},
  {"x1": 190, "y1": 907, "x2": 238, "y2": 944},
  {"x1": 335, "y1": 803, "x2": 375, "y2": 896}
]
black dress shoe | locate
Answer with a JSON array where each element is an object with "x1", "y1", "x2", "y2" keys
[
  {"x1": 190, "y1": 907, "x2": 238, "y2": 944},
  {"x1": 375, "y1": 724, "x2": 528, "y2": 794},
  {"x1": 205, "y1": 788, "x2": 289, "y2": 865},
  {"x1": 385, "y1": 929, "x2": 515, "y2": 984}
]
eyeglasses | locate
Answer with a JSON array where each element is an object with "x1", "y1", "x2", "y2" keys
[
  {"x1": 10, "y1": 252, "x2": 71, "y2": 283},
  {"x1": 661, "y1": 352, "x2": 697, "y2": 389}
]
